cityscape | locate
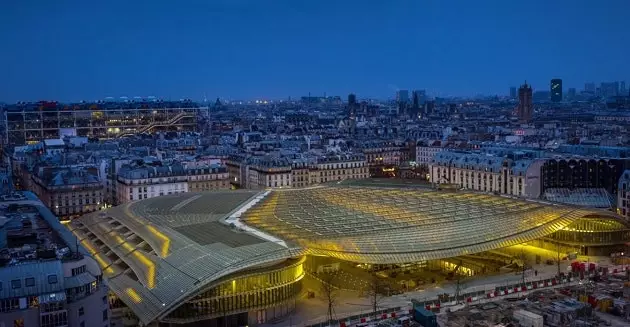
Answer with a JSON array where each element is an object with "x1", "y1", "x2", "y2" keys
[{"x1": 2, "y1": 1, "x2": 630, "y2": 327}]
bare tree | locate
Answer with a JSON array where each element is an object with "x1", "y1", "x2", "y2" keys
[
  {"x1": 365, "y1": 273, "x2": 387, "y2": 320},
  {"x1": 319, "y1": 272, "x2": 339, "y2": 324}
]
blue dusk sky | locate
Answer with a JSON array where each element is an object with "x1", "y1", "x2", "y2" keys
[{"x1": 1, "y1": 0, "x2": 628, "y2": 102}]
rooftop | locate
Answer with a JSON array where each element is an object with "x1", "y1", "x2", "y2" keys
[
  {"x1": 241, "y1": 185, "x2": 624, "y2": 264},
  {"x1": 70, "y1": 184, "x2": 626, "y2": 325},
  {"x1": 0, "y1": 192, "x2": 80, "y2": 268},
  {"x1": 69, "y1": 190, "x2": 302, "y2": 325}
]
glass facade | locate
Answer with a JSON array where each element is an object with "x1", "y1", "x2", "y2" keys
[
  {"x1": 163, "y1": 260, "x2": 304, "y2": 323},
  {"x1": 5, "y1": 101, "x2": 199, "y2": 144}
]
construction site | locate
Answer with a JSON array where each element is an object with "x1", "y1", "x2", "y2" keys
[{"x1": 434, "y1": 267, "x2": 630, "y2": 327}]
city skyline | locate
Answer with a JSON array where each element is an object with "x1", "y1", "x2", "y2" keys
[
  {"x1": 1, "y1": 77, "x2": 628, "y2": 104},
  {"x1": 2, "y1": 0, "x2": 629, "y2": 102}
]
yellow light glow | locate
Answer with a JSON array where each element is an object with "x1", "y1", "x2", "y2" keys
[
  {"x1": 123, "y1": 204, "x2": 171, "y2": 258},
  {"x1": 125, "y1": 288, "x2": 142, "y2": 303},
  {"x1": 80, "y1": 240, "x2": 114, "y2": 275},
  {"x1": 114, "y1": 235, "x2": 156, "y2": 289},
  {"x1": 146, "y1": 225, "x2": 171, "y2": 258}
]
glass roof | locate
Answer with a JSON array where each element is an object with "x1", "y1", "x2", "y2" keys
[
  {"x1": 67, "y1": 192, "x2": 300, "y2": 326},
  {"x1": 241, "y1": 185, "x2": 620, "y2": 263},
  {"x1": 67, "y1": 187, "x2": 621, "y2": 325}
]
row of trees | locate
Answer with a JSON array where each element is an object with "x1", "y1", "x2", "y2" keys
[{"x1": 319, "y1": 272, "x2": 387, "y2": 324}]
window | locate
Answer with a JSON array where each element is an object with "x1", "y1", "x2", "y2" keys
[
  {"x1": 47, "y1": 275, "x2": 58, "y2": 284},
  {"x1": 41, "y1": 311, "x2": 68, "y2": 327},
  {"x1": 25, "y1": 278, "x2": 35, "y2": 287},
  {"x1": 102, "y1": 309, "x2": 108, "y2": 321},
  {"x1": 72, "y1": 265, "x2": 87, "y2": 276},
  {"x1": 79, "y1": 307, "x2": 84, "y2": 316},
  {"x1": 102, "y1": 296, "x2": 107, "y2": 305},
  {"x1": 11, "y1": 279, "x2": 21, "y2": 289}
]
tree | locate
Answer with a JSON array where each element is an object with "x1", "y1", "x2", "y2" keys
[
  {"x1": 365, "y1": 273, "x2": 387, "y2": 320},
  {"x1": 319, "y1": 272, "x2": 339, "y2": 324}
]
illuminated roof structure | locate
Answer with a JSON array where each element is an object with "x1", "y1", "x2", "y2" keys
[
  {"x1": 240, "y1": 184, "x2": 622, "y2": 263},
  {"x1": 69, "y1": 183, "x2": 626, "y2": 325},
  {"x1": 68, "y1": 191, "x2": 303, "y2": 325}
]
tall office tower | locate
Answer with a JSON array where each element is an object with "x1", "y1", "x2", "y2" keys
[
  {"x1": 396, "y1": 90, "x2": 409, "y2": 104},
  {"x1": 413, "y1": 89, "x2": 427, "y2": 104},
  {"x1": 621, "y1": 81, "x2": 627, "y2": 96},
  {"x1": 518, "y1": 82, "x2": 533, "y2": 122},
  {"x1": 614, "y1": 81, "x2": 620, "y2": 96},
  {"x1": 510, "y1": 87, "x2": 517, "y2": 99},
  {"x1": 584, "y1": 82, "x2": 596, "y2": 93},
  {"x1": 550, "y1": 79, "x2": 563, "y2": 102},
  {"x1": 567, "y1": 88, "x2": 577, "y2": 100},
  {"x1": 411, "y1": 91, "x2": 420, "y2": 115},
  {"x1": 600, "y1": 82, "x2": 618, "y2": 98},
  {"x1": 396, "y1": 90, "x2": 409, "y2": 115},
  {"x1": 424, "y1": 100, "x2": 435, "y2": 115},
  {"x1": 347, "y1": 93, "x2": 357, "y2": 115}
]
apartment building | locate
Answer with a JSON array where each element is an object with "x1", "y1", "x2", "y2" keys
[
  {"x1": 116, "y1": 162, "x2": 188, "y2": 204},
  {"x1": 310, "y1": 154, "x2": 369, "y2": 184},
  {"x1": 429, "y1": 151, "x2": 545, "y2": 198},
  {"x1": 186, "y1": 165, "x2": 230, "y2": 191},
  {"x1": 246, "y1": 157, "x2": 293, "y2": 189},
  {"x1": 30, "y1": 165, "x2": 104, "y2": 220},
  {"x1": 0, "y1": 192, "x2": 109, "y2": 327},
  {"x1": 361, "y1": 140, "x2": 411, "y2": 167},
  {"x1": 290, "y1": 160, "x2": 311, "y2": 188},
  {"x1": 228, "y1": 154, "x2": 369, "y2": 189},
  {"x1": 416, "y1": 140, "x2": 445, "y2": 166}
]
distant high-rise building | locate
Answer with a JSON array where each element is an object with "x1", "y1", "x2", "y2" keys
[
  {"x1": 550, "y1": 79, "x2": 562, "y2": 102},
  {"x1": 412, "y1": 90, "x2": 426, "y2": 104},
  {"x1": 347, "y1": 93, "x2": 357, "y2": 115},
  {"x1": 518, "y1": 82, "x2": 533, "y2": 122},
  {"x1": 348, "y1": 93, "x2": 357, "y2": 106},
  {"x1": 509, "y1": 87, "x2": 517, "y2": 99},
  {"x1": 396, "y1": 90, "x2": 409, "y2": 104},
  {"x1": 396, "y1": 90, "x2": 409, "y2": 115},
  {"x1": 600, "y1": 82, "x2": 619, "y2": 98},
  {"x1": 412, "y1": 91, "x2": 419, "y2": 108},
  {"x1": 621, "y1": 81, "x2": 627, "y2": 96},
  {"x1": 424, "y1": 100, "x2": 435, "y2": 115},
  {"x1": 411, "y1": 90, "x2": 426, "y2": 117},
  {"x1": 584, "y1": 82, "x2": 596, "y2": 93},
  {"x1": 411, "y1": 91, "x2": 420, "y2": 116},
  {"x1": 567, "y1": 88, "x2": 577, "y2": 100}
]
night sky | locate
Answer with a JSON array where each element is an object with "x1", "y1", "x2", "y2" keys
[{"x1": 1, "y1": 0, "x2": 628, "y2": 102}]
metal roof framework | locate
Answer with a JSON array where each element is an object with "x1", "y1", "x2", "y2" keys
[
  {"x1": 68, "y1": 193, "x2": 301, "y2": 326},
  {"x1": 68, "y1": 186, "x2": 624, "y2": 326},
  {"x1": 241, "y1": 186, "x2": 622, "y2": 264}
]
